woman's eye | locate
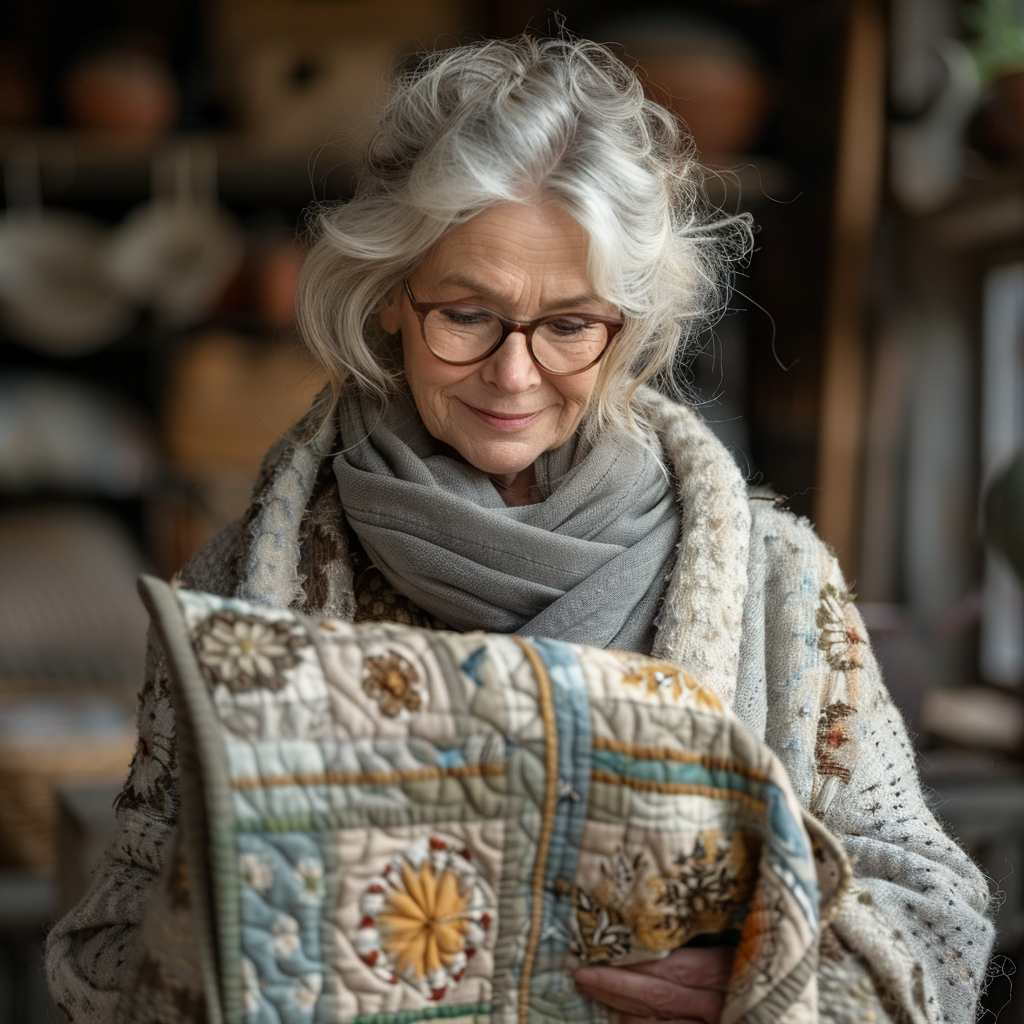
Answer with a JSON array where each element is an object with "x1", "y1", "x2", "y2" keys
[
  {"x1": 440, "y1": 308, "x2": 489, "y2": 325},
  {"x1": 548, "y1": 319, "x2": 589, "y2": 337}
]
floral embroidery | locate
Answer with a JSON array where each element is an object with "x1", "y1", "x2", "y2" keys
[
  {"x1": 356, "y1": 836, "x2": 492, "y2": 1000},
  {"x1": 571, "y1": 834, "x2": 758, "y2": 964},
  {"x1": 270, "y1": 914, "x2": 301, "y2": 959},
  {"x1": 619, "y1": 656, "x2": 722, "y2": 712},
  {"x1": 241, "y1": 956, "x2": 261, "y2": 1016},
  {"x1": 193, "y1": 611, "x2": 306, "y2": 693},
  {"x1": 290, "y1": 974, "x2": 323, "y2": 1011},
  {"x1": 362, "y1": 652, "x2": 423, "y2": 718},
  {"x1": 238, "y1": 895, "x2": 323, "y2": 1020},
  {"x1": 115, "y1": 674, "x2": 177, "y2": 816},
  {"x1": 652, "y1": 833, "x2": 757, "y2": 943},
  {"x1": 814, "y1": 583, "x2": 863, "y2": 785},
  {"x1": 295, "y1": 857, "x2": 324, "y2": 903},
  {"x1": 240, "y1": 852, "x2": 274, "y2": 894},
  {"x1": 815, "y1": 701, "x2": 857, "y2": 784},
  {"x1": 571, "y1": 877, "x2": 634, "y2": 963},
  {"x1": 816, "y1": 584, "x2": 866, "y2": 673}
]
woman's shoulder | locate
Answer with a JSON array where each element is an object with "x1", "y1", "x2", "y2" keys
[
  {"x1": 747, "y1": 487, "x2": 822, "y2": 544},
  {"x1": 745, "y1": 489, "x2": 841, "y2": 578},
  {"x1": 638, "y1": 390, "x2": 837, "y2": 586}
]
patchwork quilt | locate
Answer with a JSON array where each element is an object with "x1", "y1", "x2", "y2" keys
[{"x1": 139, "y1": 576, "x2": 850, "y2": 1024}]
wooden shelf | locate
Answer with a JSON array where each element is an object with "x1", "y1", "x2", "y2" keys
[
  {"x1": 0, "y1": 130, "x2": 796, "y2": 213},
  {"x1": 0, "y1": 130, "x2": 357, "y2": 208},
  {"x1": 920, "y1": 167, "x2": 1024, "y2": 252}
]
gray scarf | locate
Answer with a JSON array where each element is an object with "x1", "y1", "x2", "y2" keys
[{"x1": 333, "y1": 391, "x2": 680, "y2": 652}]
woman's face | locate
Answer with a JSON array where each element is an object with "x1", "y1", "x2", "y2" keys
[{"x1": 380, "y1": 201, "x2": 618, "y2": 482}]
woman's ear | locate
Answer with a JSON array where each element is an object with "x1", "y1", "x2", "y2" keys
[{"x1": 378, "y1": 289, "x2": 401, "y2": 335}]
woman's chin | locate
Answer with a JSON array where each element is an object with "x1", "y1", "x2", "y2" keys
[{"x1": 454, "y1": 442, "x2": 539, "y2": 479}]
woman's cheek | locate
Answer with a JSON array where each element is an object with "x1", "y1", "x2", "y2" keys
[
  {"x1": 422, "y1": 392, "x2": 452, "y2": 443},
  {"x1": 553, "y1": 382, "x2": 596, "y2": 443}
]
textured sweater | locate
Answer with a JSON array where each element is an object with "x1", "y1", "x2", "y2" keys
[{"x1": 45, "y1": 390, "x2": 995, "y2": 1023}]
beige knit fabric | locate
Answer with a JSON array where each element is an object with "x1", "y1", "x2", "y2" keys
[{"x1": 642, "y1": 390, "x2": 752, "y2": 707}]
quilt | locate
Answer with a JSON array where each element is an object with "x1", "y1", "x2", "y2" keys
[{"x1": 139, "y1": 576, "x2": 849, "y2": 1024}]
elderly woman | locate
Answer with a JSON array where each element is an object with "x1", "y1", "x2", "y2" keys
[{"x1": 47, "y1": 34, "x2": 992, "y2": 1024}]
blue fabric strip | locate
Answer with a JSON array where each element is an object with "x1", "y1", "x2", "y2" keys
[
  {"x1": 592, "y1": 750, "x2": 767, "y2": 803},
  {"x1": 526, "y1": 638, "x2": 598, "y2": 1022}
]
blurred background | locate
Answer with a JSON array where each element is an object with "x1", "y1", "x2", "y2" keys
[{"x1": 0, "y1": 0, "x2": 1023, "y2": 1019}]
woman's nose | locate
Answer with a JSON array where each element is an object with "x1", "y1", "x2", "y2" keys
[{"x1": 481, "y1": 330, "x2": 542, "y2": 391}]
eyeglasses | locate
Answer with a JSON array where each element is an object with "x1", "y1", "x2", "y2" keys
[{"x1": 403, "y1": 280, "x2": 623, "y2": 375}]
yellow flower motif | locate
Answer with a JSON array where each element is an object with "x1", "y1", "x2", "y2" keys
[
  {"x1": 358, "y1": 837, "x2": 492, "y2": 998},
  {"x1": 621, "y1": 660, "x2": 722, "y2": 712},
  {"x1": 378, "y1": 860, "x2": 470, "y2": 980}
]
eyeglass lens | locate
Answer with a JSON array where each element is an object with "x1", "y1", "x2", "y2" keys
[{"x1": 423, "y1": 305, "x2": 608, "y2": 372}]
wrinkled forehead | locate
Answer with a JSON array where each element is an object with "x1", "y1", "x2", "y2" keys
[{"x1": 412, "y1": 201, "x2": 615, "y2": 315}]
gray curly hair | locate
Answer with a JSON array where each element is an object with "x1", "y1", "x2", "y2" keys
[{"x1": 296, "y1": 33, "x2": 753, "y2": 439}]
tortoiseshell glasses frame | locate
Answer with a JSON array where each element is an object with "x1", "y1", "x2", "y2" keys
[{"x1": 403, "y1": 280, "x2": 624, "y2": 376}]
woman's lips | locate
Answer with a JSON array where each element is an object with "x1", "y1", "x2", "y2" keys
[{"x1": 465, "y1": 404, "x2": 541, "y2": 431}]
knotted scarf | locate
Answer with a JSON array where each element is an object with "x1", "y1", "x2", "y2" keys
[{"x1": 333, "y1": 390, "x2": 680, "y2": 652}]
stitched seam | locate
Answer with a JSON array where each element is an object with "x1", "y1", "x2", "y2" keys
[
  {"x1": 343, "y1": 1000, "x2": 492, "y2": 1023},
  {"x1": 513, "y1": 637, "x2": 561, "y2": 1024},
  {"x1": 231, "y1": 762, "x2": 506, "y2": 789}
]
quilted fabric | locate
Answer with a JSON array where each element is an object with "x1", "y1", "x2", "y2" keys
[{"x1": 141, "y1": 576, "x2": 849, "y2": 1024}]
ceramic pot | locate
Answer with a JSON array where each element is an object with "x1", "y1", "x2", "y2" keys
[
  {"x1": 0, "y1": 212, "x2": 132, "y2": 354},
  {"x1": 107, "y1": 201, "x2": 244, "y2": 329},
  {"x1": 106, "y1": 143, "x2": 245, "y2": 329},
  {"x1": 64, "y1": 49, "x2": 178, "y2": 140},
  {"x1": 255, "y1": 240, "x2": 304, "y2": 325},
  {"x1": 641, "y1": 52, "x2": 768, "y2": 163}
]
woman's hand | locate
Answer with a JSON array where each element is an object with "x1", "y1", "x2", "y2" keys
[{"x1": 574, "y1": 946, "x2": 734, "y2": 1024}]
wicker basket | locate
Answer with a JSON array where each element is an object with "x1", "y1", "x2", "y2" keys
[{"x1": 0, "y1": 730, "x2": 135, "y2": 871}]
